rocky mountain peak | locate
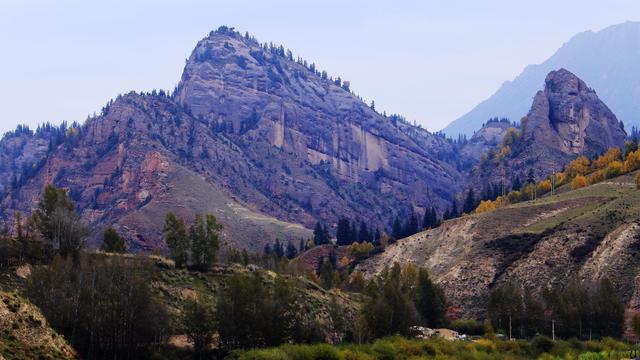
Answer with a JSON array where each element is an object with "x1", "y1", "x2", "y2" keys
[{"x1": 524, "y1": 68, "x2": 626, "y2": 157}]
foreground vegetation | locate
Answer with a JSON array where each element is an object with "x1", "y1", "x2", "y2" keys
[
  {"x1": 1, "y1": 180, "x2": 639, "y2": 359},
  {"x1": 231, "y1": 336, "x2": 639, "y2": 360}
]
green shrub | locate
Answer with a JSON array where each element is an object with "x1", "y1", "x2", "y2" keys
[
  {"x1": 281, "y1": 345, "x2": 314, "y2": 360},
  {"x1": 371, "y1": 340, "x2": 398, "y2": 360},
  {"x1": 342, "y1": 349, "x2": 374, "y2": 360},
  {"x1": 531, "y1": 335, "x2": 555, "y2": 355},
  {"x1": 310, "y1": 344, "x2": 342, "y2": 360},
  {"x1": 238, "y1": 348, "x2": 289, "y2": 360}
]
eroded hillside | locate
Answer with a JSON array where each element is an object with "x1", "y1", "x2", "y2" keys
[{"x1": 357, "y1": 171, "x2": 640, "y2": 319}]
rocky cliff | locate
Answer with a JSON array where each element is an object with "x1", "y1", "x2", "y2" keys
[
  {"x1": 0, "y1": 27, "x2": 468, "y2": 251},
  {"x1": 474, "y1": 69, "x2": 626, "y2": 187}
]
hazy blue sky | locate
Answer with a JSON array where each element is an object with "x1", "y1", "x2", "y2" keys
[{"x1": 1, "y1": 0, "x2": 639, "y2": 135}]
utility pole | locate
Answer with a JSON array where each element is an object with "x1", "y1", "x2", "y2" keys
[{"x1": 509, "y1": 313, "x2": 513, "y2": 340}]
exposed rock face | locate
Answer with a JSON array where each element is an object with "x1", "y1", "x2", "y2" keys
[
  {"x1": 0, "y1": 27, "x2": 468, "y2": 251},
  {"x1": 524, "y1": 69, "x2": 626, "y2": 156},
  {"x1": 357, "y1": 173, "x2": 640, "y2": 321},
  {"x1": 460, "y1": 119, "x2": 513, "y2": 162},
  {"x1": 474, "y1": 69, "x2": 626, "y2": 186},
  {"x1": 173, "y1": 28, "x2": 464, "y2": 222}
]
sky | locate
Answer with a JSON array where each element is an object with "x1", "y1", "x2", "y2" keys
[{"x1": 1, "y1": 0, "x2": 639, "y2": 135}]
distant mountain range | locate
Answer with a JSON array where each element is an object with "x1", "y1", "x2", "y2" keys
[
  {"x1": 0, "y1": 25, "x2": 630, "y2": 253},
  {"x1": 444, "y1": 21, "x2": 640, "y2": 137}
]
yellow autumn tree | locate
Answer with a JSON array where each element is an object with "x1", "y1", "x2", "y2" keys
[
  {"x1": 495, "y1": 145, "x2": 511, "y2": 161},
  {"x1": 475, "y1": 196, "x2": 506, "y2": 214},
  {"x1": 571, "y1": 175, "x2": 587, "y2": 189},
  {"x1": 566, "y1": 156, "x2": 590, "y2": 178},
  {"x1": 605, "y1": 160, "x2": 623, "y2": 179},
  {"x1": 592, "y1": 148, "x2": 622, "y2": 170},
  {"x1": 507, "y1": 190, "x2": 522, "y2": 203},
  {"x1": 624, "y1": 150, "x2": 640, "y2": 172},
  {"x1": 587, "y1": 169, "x2": 606, "y2": 185},
  {"x1": 537, "y1": 179, "x2": 552, "y2": 194},
  {"x1": 502, "y1": 127, "x2": 520, "y2": 146},
  {"x1": 636, "y1": 173, "x2": 640, "y2": 190}
]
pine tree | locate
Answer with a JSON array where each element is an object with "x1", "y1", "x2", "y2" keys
[
  {"x1": 512, "y1": 176, "x2": 522, "y2": 191},
  {"x1": 286, "y1": 241, "x2": 298, "y2": 259},
  {"x1": 358, "y1": 221, "x2": 371, "y2": 243},
  {"x1": 313, "y1": 222, "x2": 330, "y2": 245},
  {"x1": 100, "y1": 227, "x2": 126, "y2": 253},
  {"x1": 463, "y1": 188, "x2": 476, "y2": 214},
  {"x1": 451, "y1": 201, "x2": 459, "y2": 218},
  {"x1": 392, "y1": 216, "x2": 403, "y2": 240},
  {"x1": 403, "y1": 212, "x2": 419, "y2": 237},
  {"x1": 350, "y1": 221, "x2": 358, "y2": 244},
  {"x1": 527, "y1": 169, "x2": 535, "y2": 184},
  {"x1": 414, "y1": 268, "x2": 447, "y2": 327},
  {"x1": 274, "y1": 239, "x2": 285, "y2": 258},
  {"x1": 336, "y1": 218, "x2": 352, "y2": 246}
]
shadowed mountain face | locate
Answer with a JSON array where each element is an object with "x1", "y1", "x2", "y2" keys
[
  {"x1": 473, "y1": 69, "x2": 626, "y2": 186},
  {"x1": 444, "y1": 21, "x2": 640, "y2": 137},
  {"x1": 0, "y1": 27, "x2": 467, "y2": 251}
]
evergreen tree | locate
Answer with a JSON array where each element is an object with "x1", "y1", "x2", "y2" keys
[
  {"x1": 163, "y1": 213, "x2": 189, "y2": 268},
  {"x1": 374, "y1": 228, "x2": 381, "y2": 245},
  {"x1": 358, "y1": 221, "x2": 371, "y2": 243},
  {"x1": 298, "y1": 238, "x2": 306, "y2": 253},
  {"x1": 313, "y1": 222, "x2": 330, "y2": 245},
  {"x1": 274, "y1": 239, "x2": 285, "y2": 258},
  {"x1": 451, "y1": 201, "x2": 459, "y2": 218},
  {"x1": 336, "y1": 217, "x2": 352, "y2": 246},
  {"x1": 264, "y1": 243, "x2": 272, "y2": 256},
  {"x1": 414, "y1": 268, "x2": 447, "y2": 327},
  {"x1": 350, "y1": 221, "x2": 358, "y2": 244},
  {"x1": 403, "y1": 212, "x2": 419, "y2": 237},
  {"x1": 512, "y1": 176, "x2": 522, "y2": 191},
  {"x1": 463, "y1": 188, "x2": 477, "y2": 214},
  {"x1": 100, "y1": 227, "x2": 126, "y2": 253},
  {"x1": 286, "y1": 241, "x2": 298, "y2": 259},
  {"x1": 527, "y1": 169, "x2": 536, "y2": 184},
  {"x1": 392, "y1": 216, "x2": 403, "y2": 240}
]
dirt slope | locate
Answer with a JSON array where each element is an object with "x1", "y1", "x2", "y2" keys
[{"x1": 357, "y1": 172, "x2": 640, "y2": 319}]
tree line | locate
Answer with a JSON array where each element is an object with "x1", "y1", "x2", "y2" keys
[{"x1": 487, "y1": 279, "x2": 625, "y2": 340}]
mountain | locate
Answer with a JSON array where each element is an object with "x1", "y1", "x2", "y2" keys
[
  {"x1": 459, "y1": 118, "x2": 514, "y2": 162},
  {"x1": 0, "y1": 27, "x2": 468, "y2": 252},
  {"x1": 357, "y1": 170, "x2": 640, "y2": 319},
  {"x1": 473, "y1": 69, "x2": 626, "y2": 186},
  {"x1": 444, "y1": 21, "x2": 640, "y2": 137}
]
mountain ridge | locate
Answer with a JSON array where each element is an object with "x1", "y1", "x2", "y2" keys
[
  {"x1": 444, "y1": 21, "x2": 640, "y2": 137},
  {"x1": 0, "y1": 26, "x2": 470, "y2": 251}
]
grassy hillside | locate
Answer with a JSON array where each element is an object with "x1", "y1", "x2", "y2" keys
[
  {"x1": 357, "y1": 170, "x2": 640, "y2": 324},
  {"x1": 0, "y1": 290, "x2": 76, "y2": 360}
]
